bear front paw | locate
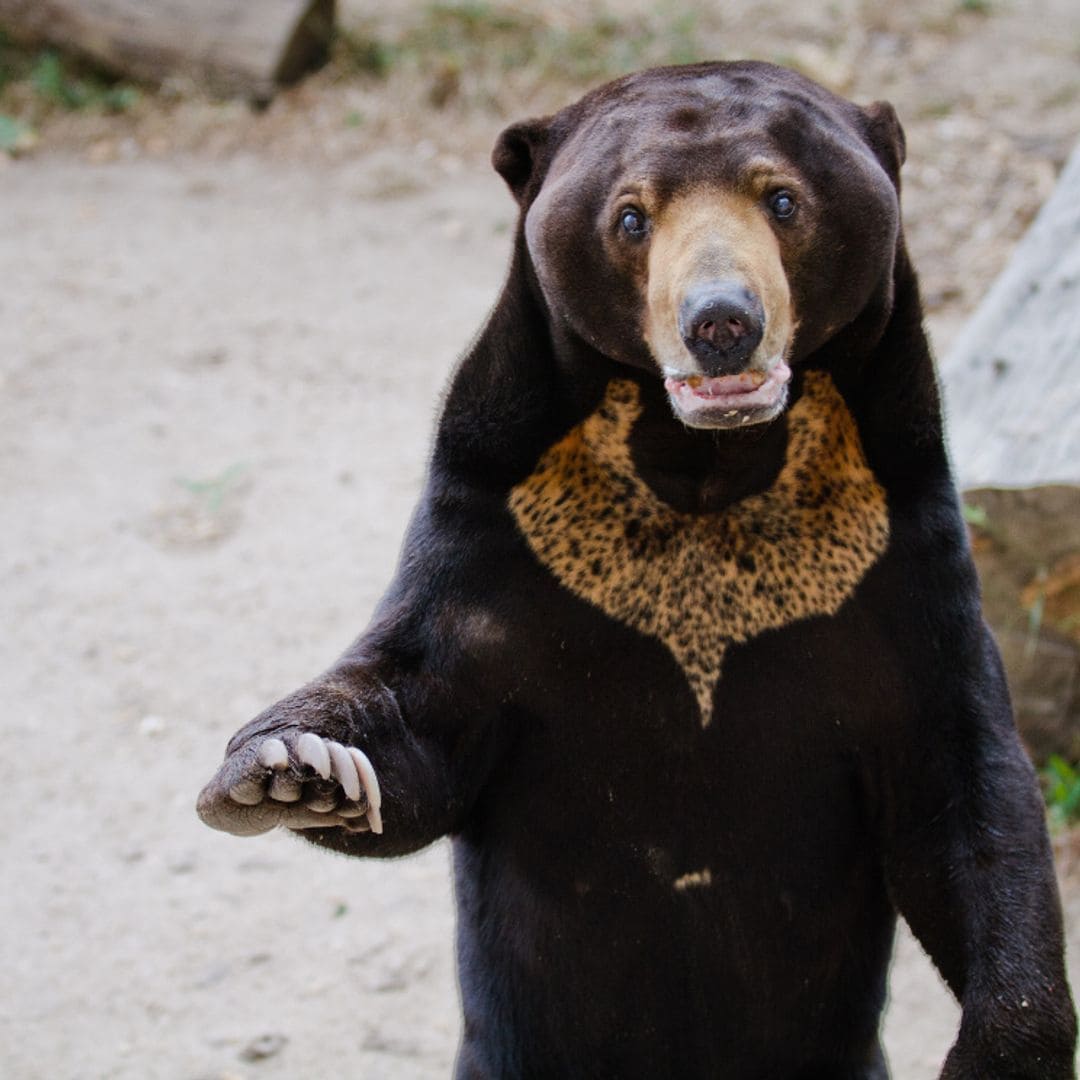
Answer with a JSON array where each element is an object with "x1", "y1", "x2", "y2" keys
[{"x1": 197, "y1": 732, "x2": 382, "y2": 838}]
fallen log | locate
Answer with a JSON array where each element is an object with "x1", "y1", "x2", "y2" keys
[
  {"x1": 942, "y1": 141, "x2": 1080, "y2": 763},
  {"x1": 0, "y1": 0, "x2": 336, "y2": 102}
]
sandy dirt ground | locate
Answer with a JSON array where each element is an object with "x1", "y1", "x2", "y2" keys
[
  {"x1": 0, "y1": 153, "x2": 960, "y2": 1080},
  {"x1": 3, "y1": 1, "x2": 1080, "y2": 1077}
]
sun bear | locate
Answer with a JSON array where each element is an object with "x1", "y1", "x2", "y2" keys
[{"x1": 198, "y1": 61, "x2": 1076, "y2": 1078}]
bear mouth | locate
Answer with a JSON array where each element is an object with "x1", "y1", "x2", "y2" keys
[{"x1": 663, "y1": 362, "x2": 792, "y2": 429}]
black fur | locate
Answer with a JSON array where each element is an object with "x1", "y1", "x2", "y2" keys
[{"x1": 200, "y1": 63, "x2": 1075, "y2": 1078}]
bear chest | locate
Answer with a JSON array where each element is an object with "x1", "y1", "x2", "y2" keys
[{"x1": 508, "y1": 372, "x2": 890, "y2": 726}]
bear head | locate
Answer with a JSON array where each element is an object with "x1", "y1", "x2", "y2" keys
[{"x1": 493, "y1": 61, "x2": 906, "y2": 430}]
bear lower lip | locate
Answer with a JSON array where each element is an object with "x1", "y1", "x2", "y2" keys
[
  {"x1": 680, "y1": 371, "x2": 767, "y2": 397},
  {"x1": 664, "y1": 363, "x2": 792, "y2": 424}
]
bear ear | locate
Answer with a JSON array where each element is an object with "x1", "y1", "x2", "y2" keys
[
  {"x1": 492, "y1": 117, "x2": 551, "y2": 203},
  {"x1": 861, "y1": 100, "x2": 906, "y2": 186}
]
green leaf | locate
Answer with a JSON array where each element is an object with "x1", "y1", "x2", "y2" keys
[
  {"x1": 31, "y1": 51, "x2": 68, "y2": 105},
  {"x1": 0, "y1": 113, "x2": 34, "y2": 154},
  {"x1": 1043, "y1": 755, "x2": 1080, "y2": 825},
  {"x1": 102, "y1": 85, "x2": 140, "y2": 113},
  {"x1": 961, "y1": 502, "x2": 989, "y2": 529},
  {"x1": 1045, "y1": 755, "x2": 1076, "y2": 785},
  {"x1": 175, "y1": 463, "x2": 248, "y2": 514},
  {"x1": 0, "y1": 113, "x2": 22, "y2": 148}
]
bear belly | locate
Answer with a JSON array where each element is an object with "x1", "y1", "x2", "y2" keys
[{"x1": 451, "y1": 804, "x2": 894, "y2": 1079}]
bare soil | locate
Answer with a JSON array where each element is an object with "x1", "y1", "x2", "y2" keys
[{"x1": 2, "y1": 1, "x2": 1079, "y2": 1076}]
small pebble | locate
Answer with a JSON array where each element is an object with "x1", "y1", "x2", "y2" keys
[
  {"x1": 139, "y1": 714, "x2": 167, "y2": 737},
  {"x1": 240, "y1": 1033, "x2": 288, "y2": 1062}
]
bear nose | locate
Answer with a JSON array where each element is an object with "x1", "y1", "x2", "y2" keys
[{"x1": 679, "y1": 283, "x2": 765, "y2": 375}]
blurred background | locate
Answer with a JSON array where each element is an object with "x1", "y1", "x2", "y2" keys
[{"x1": 2, "y1": 1, "x2": 1079, "y2": 1077}]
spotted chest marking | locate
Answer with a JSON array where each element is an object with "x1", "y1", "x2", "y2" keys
[{"x1": 508, "y1": 372, "x2": 889, "y2": 726}]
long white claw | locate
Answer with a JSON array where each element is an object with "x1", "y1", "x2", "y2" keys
[
  {"x1": 296, "y1": 732, "x2": 331, "y2": 779},
  {"x1": 327, "y1": 741, "x2": 361, "y2": 802},
  {"x1": 257, "y1": 738, "x2": 289, "y2": 770},
  {"x1": 268, "y1": 773, "x2": 302, "y2": 802},
  {"x1": 229, "y1": 779, "x2": 265, "y2": 806},
  {"x1": 347, "y1": 747, "x2": 383, "y2": 835},
  {"x1": 347, "y1": 747, "x2": 381, "y2": 811}
]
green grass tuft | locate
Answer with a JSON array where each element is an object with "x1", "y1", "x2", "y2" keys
[
  {"x1": 30, "y1": 50, "x2": 140, "y2": 112},
  {"x1": 1044, "y1": 755, "x2": 1080, "y2": 828},
  {"x1": 0, "y1": 111, "x2": 33, "y2": 153},
  {"x1": 0, "y1": 33, "x2": 141, "y2": 125},
  {"x1": 333, "y1": 2, "x2": 707, "y2": 103}
]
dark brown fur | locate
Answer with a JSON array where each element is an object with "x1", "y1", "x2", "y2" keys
[{"x1": 199, "y1": 63, "x2": 1076, "y2": 1078}]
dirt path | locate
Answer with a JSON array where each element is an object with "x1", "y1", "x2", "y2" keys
[
  {"x1": 0, "y1": 150, "x2": 1074, "y2": 1078},
  {"x1": 2, "y1": 155, "x2": 502, "y2": 1079}
]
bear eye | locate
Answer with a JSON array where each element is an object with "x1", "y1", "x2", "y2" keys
[
  {"x1": 619, "y1": 207, "x2": 648, "y2": 238},
  {"x1": 769, "y1": 190, "x2": 797, "y2": 220}
]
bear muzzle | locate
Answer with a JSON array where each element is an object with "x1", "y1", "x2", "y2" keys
[
  {"x1": 643, "y1": 190, "x2": 795, "y2": 429},
  {"x1": 664, "y1": 278, "x2": 791, "y2": 428}
]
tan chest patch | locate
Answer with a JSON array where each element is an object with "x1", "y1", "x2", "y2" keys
[{"x1": 508, "y1": 372, "x2": 889, "y2": 726}]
